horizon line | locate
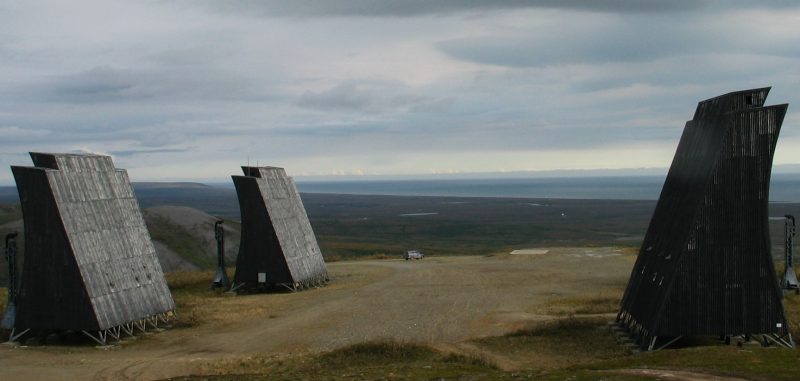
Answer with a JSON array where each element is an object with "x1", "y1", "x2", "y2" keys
[{"x1": 3, "y1": 164, "x2": 800, "y2": 186}]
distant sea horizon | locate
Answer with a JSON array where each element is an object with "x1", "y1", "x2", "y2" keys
[
  {"x1": 292, "y1": 174, "x2": 800, "y2": 202},
  {"x1": 1, "y1": 173, "x2": 798, "y2": 204}
]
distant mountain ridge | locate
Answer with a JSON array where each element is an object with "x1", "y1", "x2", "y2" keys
[
  {"x1": 129, "y1": 182, "x2": 239, "y2": 217},
  {"x1": 134, "y1": 182, "x2": 214, "y2": 189}
]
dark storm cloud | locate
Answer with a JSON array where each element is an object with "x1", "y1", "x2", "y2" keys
[
  {"x1": 436, "y1": 33, "x2": 679, "y2": 68},
  {"x1": 436, "y1": 17, "x2": 800, "y2": 68},
  {"x1": 49, "y1": 67, "x2": 137, "y2": 102},
  {"x1": 40, "y1": 66, "x2": 273, "y2": 103},
  {"x1": 201, "y1": 0, "x2": 797, "y2": 17},
  {"x1": 297, "y1": 83, "x2": 385, "y2": 111}
]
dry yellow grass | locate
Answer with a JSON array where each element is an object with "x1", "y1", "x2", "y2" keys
[
  {"x1": 533, "y1": 291, "x2": 624, "y2": 316},
  {"x1": 471, "y1": 316, "x2": 628, "y2": 371}
]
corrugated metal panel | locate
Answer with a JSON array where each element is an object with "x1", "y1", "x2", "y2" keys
[
  {"x1": 618, "y1": 88, "x2": 789, "y2": 346},
  {"x1": 10, "y1": 153, "x2": 174, "y2": 331},
  {"x1": 232, "y1": 166, "x2": 327, "y2": 290}
]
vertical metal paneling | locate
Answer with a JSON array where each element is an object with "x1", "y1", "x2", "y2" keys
[{"x1": 618, "y1": 88, "x2": 789, "y2": 345}]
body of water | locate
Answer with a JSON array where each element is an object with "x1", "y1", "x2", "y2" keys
[
  {"x1": 297, "y1": 174, "x2": 800, "y2": 202},
  {"x1": 1, "y1": 174, "x2": 798, "y2": 204}
]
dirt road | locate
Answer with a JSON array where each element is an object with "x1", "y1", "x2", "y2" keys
[{"x1": 0, "y1": 247, "x2": 634, "y2": 380}]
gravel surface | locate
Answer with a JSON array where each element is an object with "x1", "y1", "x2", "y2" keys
[{"x1": 0, "y1": 248, "x2": 633, "y2": 380}]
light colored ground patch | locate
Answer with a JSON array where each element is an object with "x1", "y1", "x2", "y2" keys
[
  {"x1": 611, "y1": 368, "x2": 752, "y2": 381},
  {"x1": 568, "y1": 247, "x2": 625, "y2": 258},
  {"x1": 509, "y1": 249, "x2": 549, "y2": 255}
]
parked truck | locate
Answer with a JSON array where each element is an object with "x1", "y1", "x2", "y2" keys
[{"x1": 404, "y1": 250, "x2": 424, "y2": 260}]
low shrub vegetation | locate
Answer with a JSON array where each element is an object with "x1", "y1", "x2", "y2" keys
[{"x1": 164, "y1": 340, "x2": 504, "y2": 381}]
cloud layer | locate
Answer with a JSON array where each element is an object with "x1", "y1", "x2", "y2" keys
[
  {"x1": 200, "y1": 0, "x2": 794, "y2": 17},
  {"x1": 1, "y1": 1, "x2": 799, "y2": 183}
]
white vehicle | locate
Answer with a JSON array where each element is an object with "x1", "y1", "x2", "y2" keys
[{"x1": 405, "y1": 250, "x2": 424, "y2": 260}]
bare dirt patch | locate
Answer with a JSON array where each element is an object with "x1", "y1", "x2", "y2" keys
[
  {"x1": 509, "y1": 249, "x2": 549, "y2": 255},
  {"x1": 610, "y1": 368, "x2": 752, "y2": 381}
]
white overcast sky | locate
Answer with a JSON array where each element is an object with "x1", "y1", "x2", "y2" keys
[{"x1": 1, "y1": 1, "x2": 799, "y2": 183}]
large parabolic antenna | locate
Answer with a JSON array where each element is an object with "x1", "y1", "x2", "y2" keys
[
  {"x1": 616, "y1": 88, "x2": 794, "y2": 350},
  {"x1": 7, "y1": 153, "x2": 175, "y2": 344}
]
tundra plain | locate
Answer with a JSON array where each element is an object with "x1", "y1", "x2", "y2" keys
[{"x1": 0, "y1": 189, "x2": 799, "y2": 380}]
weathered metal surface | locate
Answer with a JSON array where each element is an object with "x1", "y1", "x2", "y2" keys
[
  {"x1": 10, "y1": 153, "x2": 174, "y2": 331},
  {"x1": 232, "y1": 166, "x2": 327, "y2": 290},
  {"x1": 617, "y1": 88, "x2": 790, "y2": 348}
]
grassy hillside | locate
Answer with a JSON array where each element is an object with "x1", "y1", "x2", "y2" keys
[
  {"x1": 145, "y1": 212, "x2": 217, "y2": 269},
  {"x1": 0, "y1": 204, "x2": 21, "y2": 226},
  {"x1": 142, "y1": 206, "x2": 241, "y2": 271}
]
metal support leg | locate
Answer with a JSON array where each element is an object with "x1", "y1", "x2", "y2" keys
[
  {"x1": 147, "y1": 316, "x2": 159, "y2": 329},
  {"x1": 655, "y1": 336, "x2": 683, "y2": 350},
  {"x1": 766, "y1": 333, "x2": 795, "y2": 348},
  {"x1": 107, "y1": 327, "x2": 120, "y2": 341},
  {"x1": 8, "y1": 328, "x2": 30, "y2": 342},
  {"x1": 647, "y1": 336, "x2": 658, "y2": 351},
  {"x1": 134, "y1": 319, "x2": 146, "y2": 333},
  {"x1": 82, "y1": 330, "x2": 106, "y2": 346}
]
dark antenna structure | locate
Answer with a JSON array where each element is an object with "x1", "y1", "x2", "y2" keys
[
  {"x1": 9, "y1": 152, "x2": 175, "y2": 345},
  {"x1": 615, "y1": 88, "x2": 793, "y2": 350},
  {"x1": 1, "y1": 232, "x2": 18, "y2": 330},
  {"x1": 211, "y1": 220, "x2": 230, "y2": 290},
  {"x1": 231, "y1": 165, "x2": 328, "y2": 292}
]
